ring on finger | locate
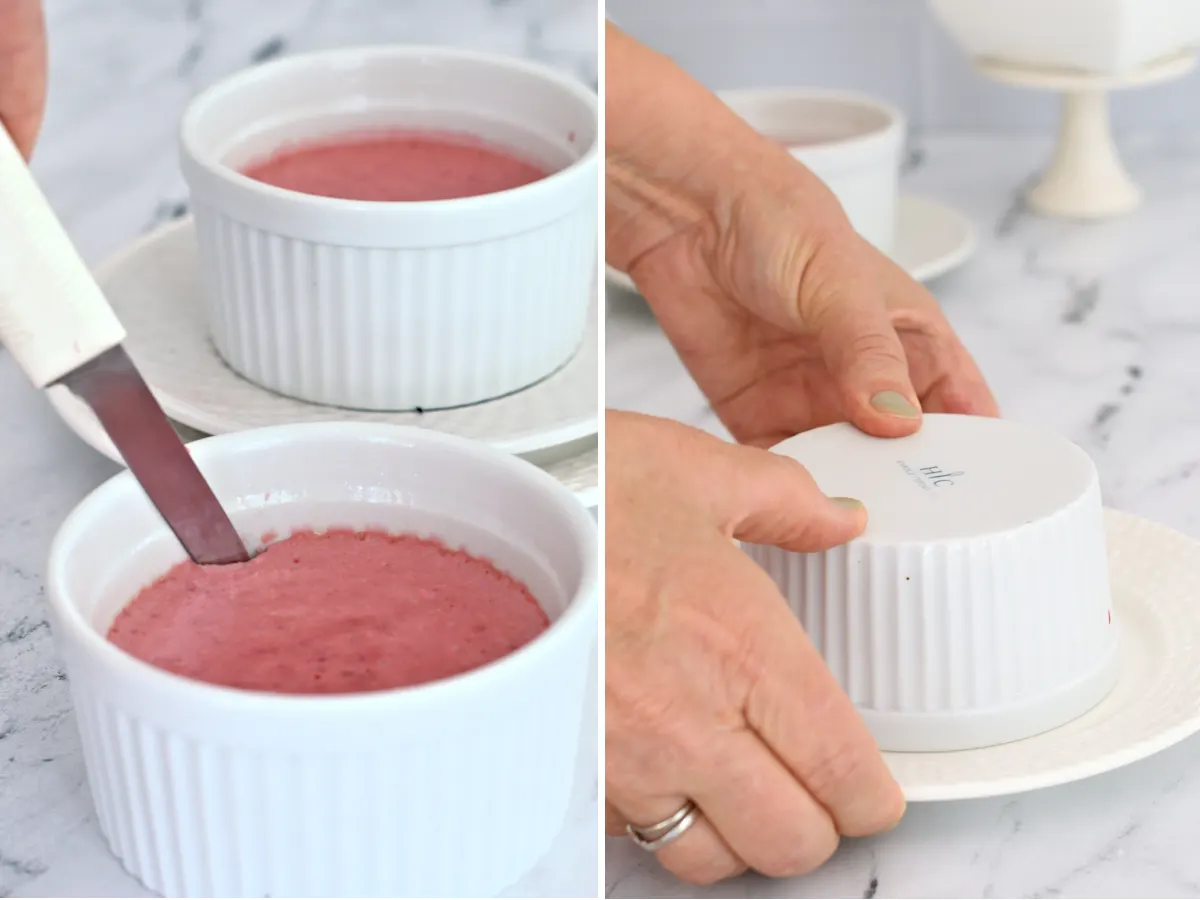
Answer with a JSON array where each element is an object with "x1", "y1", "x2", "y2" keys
[{"x1": 626, "y1": 799, "x2": 701, "y2": 852}]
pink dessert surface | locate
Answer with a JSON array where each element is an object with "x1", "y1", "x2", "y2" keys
[
  {"x1": 240, "y1": 130, "x2": 549, "y2": 201},
  {"x1": 106, "y1": 529, "x2": 550, "y2": 694}
]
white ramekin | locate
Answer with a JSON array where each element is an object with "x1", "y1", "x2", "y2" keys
[
  {"x1": 719, "y1": 89, "x2": 905, "y2": 255},
  {"x1": 180, "y1": 46, "x2": 598, "y2": 412},
  {"x1": 46, "y1": 423, "x2": 598, "y2": 898},
  {"x1": 929, "y1": 0, "x2": 1200, "y2": 75},
  {"x1": 744, "y1": 415, "x2": 1118, "y2": 753}
]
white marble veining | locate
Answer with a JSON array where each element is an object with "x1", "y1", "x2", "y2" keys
[
  {"x1": 606, "y1": 135, "x2": 1200, "y2": 898},
  {"x1": 0, "y1": 1, "x2": 597, "y2": 897}
]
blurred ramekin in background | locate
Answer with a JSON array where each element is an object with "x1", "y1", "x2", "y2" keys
[{"x1": 719, "y1": 88, "x2": 905, "y2": 254}]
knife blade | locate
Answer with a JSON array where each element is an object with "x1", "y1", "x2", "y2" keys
[
  {"x1": 0, "y1": 124, "x2": 249, "y2": 566},
  {"x1": 56, "y1": 346, "x2": 250, "y2": 565}
]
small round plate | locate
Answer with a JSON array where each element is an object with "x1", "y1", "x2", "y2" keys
[
  {"x1": 605, "y1": 193, "x2": 976, "y2": 293},
  {"x1": 45, "y1": 385, "x2": 598, "y2": 507},
  {"x1": 95, "y1": 219, "x2": 598, "y2": 455},
  {"x1": 895, "y1": 509, "x2": 1200, "y2": 802},
  {"x1": 895, "y1": 194, "x2": 977, "y2": 283}
]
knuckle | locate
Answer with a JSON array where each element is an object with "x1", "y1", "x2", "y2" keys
[
  {"x1": 889, "y1": 306, "x2": 942, "y2": 333},
  {"x1": 804, "y1": 739, "x2": 871, "y2": 800},
  {"x1": 849, "y1": 785, "x2": 907, "y2": 837},
  {"x1": 880, "y1": 789, "x2": 907, "y2": 829},
  {"x1": 667, "y1": 851, "x2": 745, "y2": 886},
  {"x1": 726, "y1": 445, "x2": 814, "y2": 505},
  {"x1": 781, "y1": 513, "x2": 844, "y2": 552},
  {"x1": 846, "y1": 329, "x2": 905, "y2": 367},
  {"x1": 795, "y1": 270, "x2": 840, "y2": 326},
  {"x1": 755, "y1": 830, "x2": 840, "y2": 878},
  {"x1": 793, "y1": 227, "x2": 857, "y2": 308},
  {"x1": 770, "y1": 454, "x2": 821, "y2": 493}
]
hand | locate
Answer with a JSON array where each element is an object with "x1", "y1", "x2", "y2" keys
[
  {"x1": 627, "y1": 169, "x2": 998, "y2": 447},
  {"x1": 606, "y1": 23, "x2": 997, "y2": 447},
  {"x1": 0, "y1": 0, "x2": 47, "y2": 158},
  {"x1": 605, "y1": 411, "x2": 905, "y2": 884}
]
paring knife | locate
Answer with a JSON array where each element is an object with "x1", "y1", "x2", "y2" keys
[{"x1": 0, "y1": 125, "x2": 250, "y2": 566}]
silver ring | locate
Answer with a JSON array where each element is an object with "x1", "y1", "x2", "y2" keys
[{"x1": 626, "y1": 800, "x2": 701, "y2": 852}]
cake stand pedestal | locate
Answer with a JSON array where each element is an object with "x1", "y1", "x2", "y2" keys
[{"x1": 975, "y1": 50, "x2": 1196, "y2": 219}]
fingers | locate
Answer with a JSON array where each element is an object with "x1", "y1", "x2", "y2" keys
[
  {"x1": 888, "y1": 304, "x2": 1000, "y2": 419},
  {"x1": 610, "y1": 412, "x2": 866, "y2": 555},
  {"x1": 612, "y1": 727, "x2": 847, "y2": 885},
  {"x1": 743, "y1": 594, "x2": 906, "y2": 837},
  {"x1": 607, "y1": 413, "x2": 903, "y2": 888},
  {"x1": 689, "y1": 726, "x2": 840, "y2": 878},
  {"x1": 0, "y1": 0, "x2": 47, "y2": 158},
  {"x1": 922, "y1": 363, "x2": 1000, "y2": 418},
  {"x1": 716, "y1": 440, "x2": 866, "y2": 553},
  {"x1": 799, "y1": 239, "x2": 923, "y2": 438},
  {"x1": 609, "y1": 790, "x2": 746, "y2": 885}
]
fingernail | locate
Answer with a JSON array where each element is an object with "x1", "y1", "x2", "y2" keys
[
  {"x1": 829, "y1": 496, "x2": 864, "y2": 510},
  {"x1": 870, "y1": 390, "x2": 920, "y2": 418}
]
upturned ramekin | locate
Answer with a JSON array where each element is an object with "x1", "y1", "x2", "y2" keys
[
  {"x1": 744, "y1": 415, "x2": 1118, "y2": 753},
  {"x1": 180, "y1": 46, "x2": 598, "y2": 412},
  {"x1": 46, "y1": 423, "x2": 598, "y2": 898},
  {"x1": 719, "y1": 89, "x2": 904, "y2": 254}
]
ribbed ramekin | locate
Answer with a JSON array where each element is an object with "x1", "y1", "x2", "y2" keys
[
  {"x1": 46, "y1": 423, "x2": 598, "y2": 898},
  {"x1": 744, "y1": 415, "x2": 1119, "y2": 752},
  {"x1": 180, "y1": 46, "x2": 597, "y2": 412}
]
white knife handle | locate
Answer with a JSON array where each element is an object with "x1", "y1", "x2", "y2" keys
[{"x1": 0, "y1": 124, "x2": 126, "y2": 388}]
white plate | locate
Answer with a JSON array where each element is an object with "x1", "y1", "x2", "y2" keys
[
  {"x1": 45, "y1": 387, "x2": 598, "y2": 507},
  {"x1": 91, "y1": 219, "x2": 598, "y2": 455},
  {"x1": 605, "y1": 193, "x2": 977, "y2": 293},
  {"x1": 894, "y1": 508, "x2": 1200, "y2": 802}
]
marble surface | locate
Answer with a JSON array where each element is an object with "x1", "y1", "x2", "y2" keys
[
  {"x1": 0, "y1": 1, "x2": 597, "y2": 897},
  {"x1": 606, "y1": 134, "x2": 1200, "y2": 898}
]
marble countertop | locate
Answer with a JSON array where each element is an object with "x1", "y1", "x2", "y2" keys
[
  {"x1": 605, "y1": 134, "x2": 1200, "y2": 898},
  {"x1": 0, "y1": 1, "x2": 597, "y2": 897}
]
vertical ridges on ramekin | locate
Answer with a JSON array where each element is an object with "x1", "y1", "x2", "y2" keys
[
  {"x1": 744, "y1": 484, "x2": 1115, "y2": 720},
  {"x1": 69, "y1": 641, "x2": 589, "y2": 898},
  {"x1": 191, "y1": 203, "x2": 596, "y2": 413}
]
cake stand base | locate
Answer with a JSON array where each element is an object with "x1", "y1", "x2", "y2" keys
[{"x1": 976, "y1": 50, "x2": 1197, "y2": 220}]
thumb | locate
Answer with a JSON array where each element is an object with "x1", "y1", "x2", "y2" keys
[
  {"x1": 801, "y1": 258, "x2": 922, "y2": 438},
  {"x1": 0, "y1": 0, "x2": 47, "y2": 160},
  {"x1": 718, "y1": 442, "x2": 867, "y2": 553}
]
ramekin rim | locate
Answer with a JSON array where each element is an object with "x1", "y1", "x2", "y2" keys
[
  {"x1": 46, "y1": 421, "x2": 599, "y2": 712},
  {"x1": 717, "y1": 86, "x2": 906, "y2": 156},
  {"x1": 178, "y1": 43, "x2": 600, "y2": 215}
]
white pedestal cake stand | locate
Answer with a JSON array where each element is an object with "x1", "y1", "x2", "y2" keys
[{"x1": 975, "y1": 49, "x2": 1197, "y2": 219}]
